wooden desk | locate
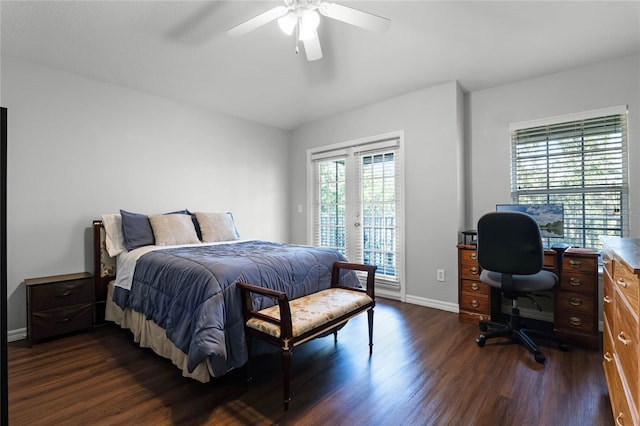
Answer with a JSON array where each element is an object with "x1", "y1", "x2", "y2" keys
[{"x1": 457, "y1": 244, "x2": 599, "y2": 349}]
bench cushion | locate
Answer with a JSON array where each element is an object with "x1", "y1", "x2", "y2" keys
[{"x1": 246, "y1": 288, "x2": 373, "y2": 338}]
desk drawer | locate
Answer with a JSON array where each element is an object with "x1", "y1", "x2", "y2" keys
[
  {"x1": 554, "y1": 311, "x2": 597, "y2": 335},
  {"x1": 559, "y1": 272, "x2": 597, "y2": 294},
  {"x1": 460, "y1": 279, "x2": 489, "y2": 296},
  {"x1": 459, "y1": 292, "x2": 490, "y2": 315},
  {"x1": 555, "y1": 290, "x2": 596, "y2": 316},
  {"x1": 459, "y1": 263, "x2": 480, "y2": 280},
  {"x1": 563, "y1": 256, "x2": 598, "y2": 275}
]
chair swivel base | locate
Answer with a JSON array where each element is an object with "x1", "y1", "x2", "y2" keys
[{"x1": 475, "y1": 311, "x2": 569, "y2": 364}]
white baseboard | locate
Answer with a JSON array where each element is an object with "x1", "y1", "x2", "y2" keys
[
  {"x1": 8, "y1": 328, "x2": 27, "y2": 343},
  {"x1": 404, "y1": 294, "x2": 459, "y2": 313}
]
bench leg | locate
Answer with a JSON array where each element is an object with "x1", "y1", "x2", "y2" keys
[
  {"x1": 368, "y1": 308, "x2": 374, "y2": 355},
  {"x1": 282, "y1": 347, "x2": 292, "y2": 410},
  {"x1": 245, "y1": 333, "x2": 253, "y2": 384}
]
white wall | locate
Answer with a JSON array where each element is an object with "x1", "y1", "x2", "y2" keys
[
  {"x1": 290, "y1": 81, "x2": 464, "y2": 310},
  {"x1": 2, "y1": 56, "x2": 291, "y2": 332},
  {"x1": 468, "y1": 54, "x2": 640, "y2": 233}
]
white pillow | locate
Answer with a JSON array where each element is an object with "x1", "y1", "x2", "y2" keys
[
  {"x1": 194, "y1": 212, "x2": 239, "y2": 242},
  {"x1": 101, "y1": 214, "x2": 126, "y2": 257},
  {"x1": 149, "y1": 214, "x2": 200, "y2": 246}
]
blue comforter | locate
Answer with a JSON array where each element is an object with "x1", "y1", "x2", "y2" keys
[{"x1": 112, "y1": 241, "x2": 358, "y2": 376}]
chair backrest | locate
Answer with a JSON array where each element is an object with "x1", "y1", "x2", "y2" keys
[{"x1": 477, "y1": 211, "x2": 544, "y2": 275}]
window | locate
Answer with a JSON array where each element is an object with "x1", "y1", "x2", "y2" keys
[
  {"x1": 510, "y1": 107, "x2": 628, "y2": 250},
  {"x1": 309, "y1": 133, "x2": 404, "y2": 288}
]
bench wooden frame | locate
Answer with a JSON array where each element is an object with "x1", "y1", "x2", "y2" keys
[{"x1": 237, "y1": 261, "x2": 376, "y2": 410}]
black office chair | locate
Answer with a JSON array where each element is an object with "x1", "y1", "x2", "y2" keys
[{"x1": 474, "y1": 211, "x2": 567, "y2": 363}]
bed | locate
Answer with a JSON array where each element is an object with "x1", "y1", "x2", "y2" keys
[{"x1": 92, "y1": 211, "x2": 360, "y2": 383}]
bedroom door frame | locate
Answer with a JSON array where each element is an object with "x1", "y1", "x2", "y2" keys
[
  {"x1": 306, "y1": 130, "x2": 406, "y2": 301},
  {"x1": 1, "y1": 106, "x2": 8, "y2": 425}
]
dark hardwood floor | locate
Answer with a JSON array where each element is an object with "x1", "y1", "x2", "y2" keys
[{"x1": 8, "y1": 298, "x2": 613, "y2": 425}]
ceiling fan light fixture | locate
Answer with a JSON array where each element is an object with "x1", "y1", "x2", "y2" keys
[
  {"x1": 298, "y1": 9, "x2": 320, "y2": 41},
  {"x1": 277, "y1": 11, "x2": 297, "y2": 35}
]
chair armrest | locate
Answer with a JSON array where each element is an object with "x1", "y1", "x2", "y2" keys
[{"x1": 331, "y1": 261, "x2": 377, "y2": 300}]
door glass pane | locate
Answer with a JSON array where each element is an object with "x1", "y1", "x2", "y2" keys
[
  {"x1": 318, "y1": 159, "x2": 346, "y2": 255},
  {"x1": 361, "y1": 152, "x2": 397, "y2": 278}
]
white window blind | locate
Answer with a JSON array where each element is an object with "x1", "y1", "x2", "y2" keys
[{"x1": 510, "y1": 107, "x2": 628, "y2": 249}]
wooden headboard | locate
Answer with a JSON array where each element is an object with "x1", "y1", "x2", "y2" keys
[{"x1": 92, "y1": 220, "x2": 116, "y2": 324}]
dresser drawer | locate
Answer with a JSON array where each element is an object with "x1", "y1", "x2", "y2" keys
[
  {"x1": 603, "y1": 271, "x2": 615, "y2": 327},
  {"x1": 613, "y1": 261, "x2": 639, "y2": 312},
  {"x1": 31, "y1": 303, "x2": 92, "y2": 340},
  {"x1": 614, "y1": 295, "x2": 638, "y2": 405},
  {"x1": 459, "y1": 292, "x2": 490, "y2": 315},
  {"x1": 460, "y1": 279, "x2": 489, "y2": 295},
  {"x1": 30, "y1": 278, "x2": 92, "y2": 311},
  {"x1": 555, "y1": 290, "x2": 596, "y2": 316}
]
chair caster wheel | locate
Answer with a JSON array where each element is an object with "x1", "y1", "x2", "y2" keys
[
  {"x1": 559, "y1": 343, "x2": 570, "y2": 352},
  {"x1": 476, "y1": 336, "x2": 486, "y2": 347},
  {"x1": 534, "y1": 353, "x2": 546, "y2": 363},
  {"x1": 479, "y1": 324, "x2": 488, "y2": 332}
]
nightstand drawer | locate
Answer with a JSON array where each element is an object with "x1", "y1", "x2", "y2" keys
[
  {"x1": 30, "y1": 278, "x2": 92, "y2": 311},
  {"x1": 31, "y1": 303, "x2": 92, "y2": 340}
]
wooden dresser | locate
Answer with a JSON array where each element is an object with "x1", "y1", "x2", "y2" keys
[
  {"x1": 25, "y1": 272, "x2": 93, "y2": 346},
  {"x1": 600, "y1": 237, "x2": 639, "y2": 426}
]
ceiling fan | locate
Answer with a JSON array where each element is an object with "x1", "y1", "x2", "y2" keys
[{"x1": 226, "y1": 0, "x2": 391, "y2": 61}]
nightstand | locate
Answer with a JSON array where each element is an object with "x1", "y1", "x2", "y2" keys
[{"x1": 25, "y1": 272, "x2": 93, "y2": 346}]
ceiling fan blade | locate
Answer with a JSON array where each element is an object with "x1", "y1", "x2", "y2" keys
[
  {"x1": 319, "y1": 2, "x2": 390, "y2": 33},
  {"x1": 226, "y1": 5, "x2": 288, "y2": 37},
  {"x1": 303, "y1": 32, "x2": 323, "y2": 61}
]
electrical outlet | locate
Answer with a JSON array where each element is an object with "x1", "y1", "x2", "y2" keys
[{"x1": 437, "y1": 269, "x2": 445, "y2": 282}]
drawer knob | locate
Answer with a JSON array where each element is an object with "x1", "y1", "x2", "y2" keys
[
  {"x1": 616, "y1": 278, "x2": 628, "y2": 288},
  {"x1": 603, "y1": 352, "x2": 613, "y2": 362},
  {"x1": 54, "y1": 290, "x2": 72, "y2": 298},
  {"x1": 616, "y1": 413, "x2": 624, "y2": 426},
  {"x1": 603, "y1": 296, "x2": 612, "y2": 304},
  {"x1": 470, "y1": 299, "x2": 480, "y2": 308},
  {"x1": 470, "y1": 252, "x2": 477, "y2": 260},
  {"x1": 617, "y1": 332, "x2": 630, "y2": 346},
  {"x1": 470, "y1": 282, "x2": 480, "y2": 291},
  {"x1": 569, "y1": 260, "x2": 582, "y2": 269},
  {"x1": 56, "y1": 318, "x2": 71, "y2": 324},
  {"x1": 569, "y1": 317, "x2": 582, "y2": 327},
  {"x1": 569, "y1": 277, "x2": 582, "y2": 286},
  {"x1": 470, "y1": 267, "x2": 478, "y2": 275}
]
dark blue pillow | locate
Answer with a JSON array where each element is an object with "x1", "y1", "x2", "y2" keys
[{"x1": 120, "y1": 209, "x2": 155, "y2": 251}]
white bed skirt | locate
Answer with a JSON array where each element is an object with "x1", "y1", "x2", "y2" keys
[{"x1": 105, "y1": 282, "x2": 213, "y2": 383}]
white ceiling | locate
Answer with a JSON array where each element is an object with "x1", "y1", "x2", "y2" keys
[{"x1": 2, "y1": 1, "x2": 639, "y2": 130}]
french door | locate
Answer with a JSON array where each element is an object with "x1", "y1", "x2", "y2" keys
[{"x1": 308, "y1": 132, "x2": 403, "y2": 288}]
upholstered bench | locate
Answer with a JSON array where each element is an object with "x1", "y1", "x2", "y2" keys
[{"x1": 237, "y1": 261, "x2": 376, "y2": 410}]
